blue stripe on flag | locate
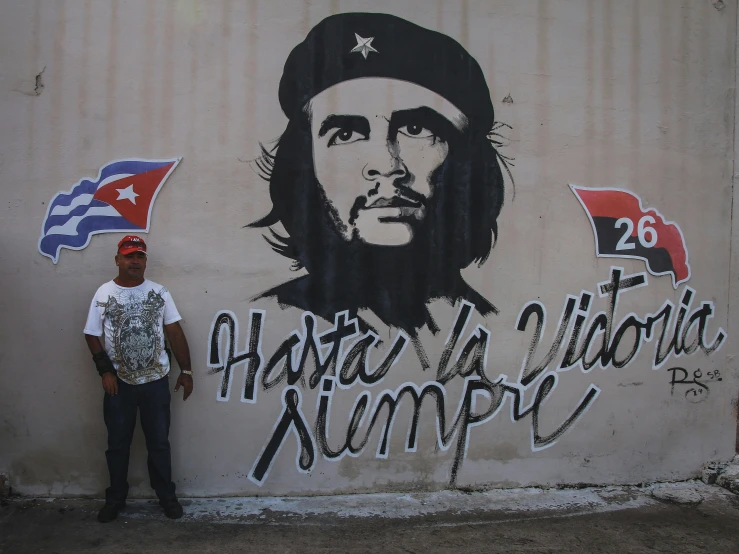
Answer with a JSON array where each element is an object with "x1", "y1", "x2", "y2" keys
[
  {"x1": 39, "y1": 215, "x2": 145, "y2": 262},
  {"x1": 43, "y1": 199, "x2": 110, "y2": 234}
]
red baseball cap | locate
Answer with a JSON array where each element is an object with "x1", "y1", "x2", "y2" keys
[{"x1": 117, "y1": 235, "x2": 147, "y2": 255}]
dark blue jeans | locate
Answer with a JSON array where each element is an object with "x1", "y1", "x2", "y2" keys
[{"x1": 103, "y1": 375, "x2": 176, "y2": 505}]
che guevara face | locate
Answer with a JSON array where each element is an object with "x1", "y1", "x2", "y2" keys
[{"x1": 307, "y1": 78, "x2": 468, "y2": 246}]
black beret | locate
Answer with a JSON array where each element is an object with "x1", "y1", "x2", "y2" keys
[{"x1": 278, "y1": 12, "x2": 495, "y2": 131}]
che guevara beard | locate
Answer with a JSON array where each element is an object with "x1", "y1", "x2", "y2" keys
[{"x1": 297, "y1": 172, "x2": 467, "y2": 330}]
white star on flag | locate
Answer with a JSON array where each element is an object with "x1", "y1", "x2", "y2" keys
[
  {"x1": 116, "y1": 184, "x2": 139, "y2": 205},
  {"x1": 350, "y1": 34, "x2": 378, "y2": 59}
]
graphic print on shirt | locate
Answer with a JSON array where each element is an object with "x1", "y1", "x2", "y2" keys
[{"x1": 98, "y1": 288, "x2": 167, "y2": 383}]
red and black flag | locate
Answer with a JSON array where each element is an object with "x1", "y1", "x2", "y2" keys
[{"x1": 570, "y1": 185, "x2": 690, "y2": 288}]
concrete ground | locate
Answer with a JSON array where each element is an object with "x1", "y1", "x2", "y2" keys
[{"x1": 1, "y1": 482, "x2": 738, "y2": 553}]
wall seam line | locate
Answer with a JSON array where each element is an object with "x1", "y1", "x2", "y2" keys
[
  {"x1": 730, "y1": 0, "x2": 739, "y2": 455},
  {"x1": 730, "y1": 1, "x2": 738, "y2": 334}
]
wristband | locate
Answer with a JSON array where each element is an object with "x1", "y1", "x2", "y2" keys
[
  {"x1": 180, "y1": 370, "x2": 193, "y2": 376},
  {"x1": 92, "y1": 351, "x2": 116, "y2": 377}
]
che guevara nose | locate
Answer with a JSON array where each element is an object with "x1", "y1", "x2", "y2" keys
[{"x1": 361, "y1": 140, "x2": 407, "y2": 183}]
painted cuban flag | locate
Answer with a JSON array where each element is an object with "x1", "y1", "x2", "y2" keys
[{"x1": 39, "y1": 158, "x2": 180, "y2": 263}]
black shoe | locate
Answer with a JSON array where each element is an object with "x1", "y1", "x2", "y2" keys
[
  {"x1": 97, "y1": 502, "x2": 124, "y2": 523},
  {"x1": 160, "y1": 498, "x2": 183, "y2": 519}
]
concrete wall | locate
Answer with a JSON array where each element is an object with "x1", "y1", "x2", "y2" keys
[{"x1": 1, "y1": 0, "x2": 738, "y2": 497}]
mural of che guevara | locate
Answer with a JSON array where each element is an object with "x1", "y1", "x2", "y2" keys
[{"x1": 251, "y1": 12, "x2": 510, "y2": 336}]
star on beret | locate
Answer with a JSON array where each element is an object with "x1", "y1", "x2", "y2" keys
[{"x1": 350, "y1": 34, "x2": 378, "y2": 59}]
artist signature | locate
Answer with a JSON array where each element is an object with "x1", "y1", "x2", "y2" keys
[{"x1": 667, "y1": 367, "x2": 722, "y2": 402}]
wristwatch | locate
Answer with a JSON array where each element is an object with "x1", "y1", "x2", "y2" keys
[{"x1": 180, "y1": 370, "x2": 193, "y2": 376}]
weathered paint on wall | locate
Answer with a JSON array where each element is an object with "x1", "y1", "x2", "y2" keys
[{"x1": 1, "y1": 0, "x2": 738, "y2": 498}]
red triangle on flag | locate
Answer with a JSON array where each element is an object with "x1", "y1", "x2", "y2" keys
[{"x1": 93, "y1": 163, "x2": 175, "y2": 229}]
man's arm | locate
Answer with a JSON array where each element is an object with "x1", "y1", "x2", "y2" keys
[
  {"x1": 85, "y1": 334, "x2": 118, "y2": 396},
  {"x1": 164, "y1": 321, "x2": 193, "y2": 400}
]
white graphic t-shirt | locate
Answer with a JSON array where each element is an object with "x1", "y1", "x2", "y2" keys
[{"x1": 84, "y1": 279, "x2": 182, "y2": 385}]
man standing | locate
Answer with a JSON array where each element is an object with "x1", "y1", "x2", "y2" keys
[{"x1": 84, "y1": 235, "x2": 193, "y2": 523}]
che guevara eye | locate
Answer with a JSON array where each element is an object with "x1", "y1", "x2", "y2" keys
[
  {"x1": 328, "y1": 128, "x2": 367, "y2": 146},
  {"x1": 397, "y1": 124, "x2": 435, "y2": 139}
]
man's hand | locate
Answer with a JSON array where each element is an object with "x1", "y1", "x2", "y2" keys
[
  {"x1": 102, "y1": 372, "x2": 118, "y2": 396},
  {"x1": 174, "y1": 372, "x2": 193, "y2": 401}
]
